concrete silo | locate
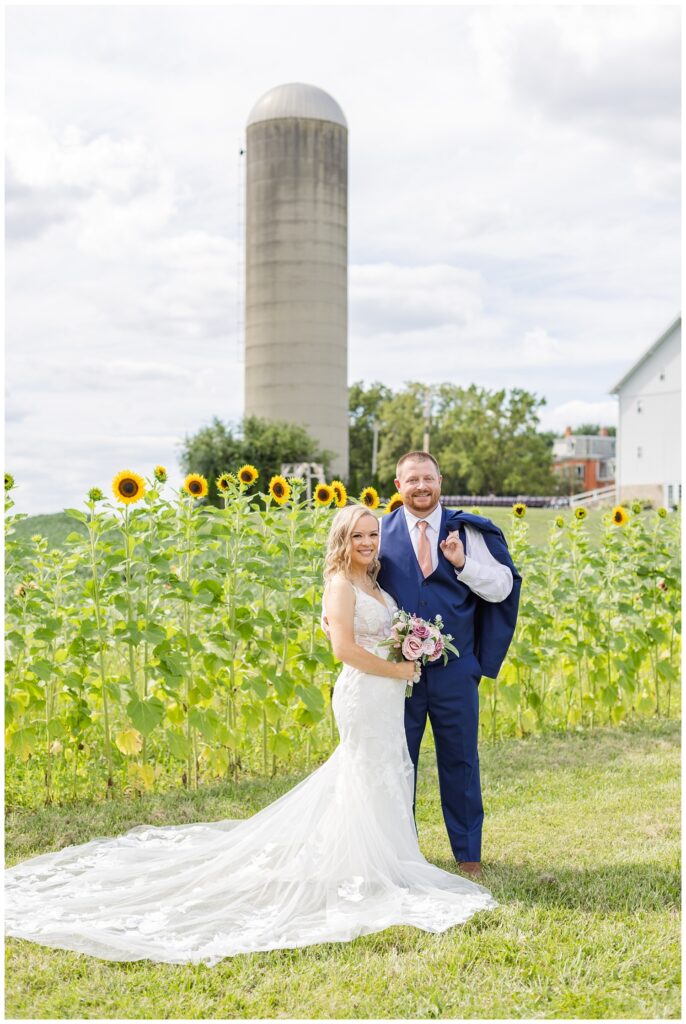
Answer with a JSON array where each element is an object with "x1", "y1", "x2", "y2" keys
[{"x1": 244, "y1": 82, "x2": 349, "y2": 478}]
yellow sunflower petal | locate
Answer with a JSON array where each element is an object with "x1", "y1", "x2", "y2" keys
[
  {"x1": 384, "y1": 493, "x2": 404, "y2": 514},
  {"x1": 314, "y1": 483, "x2": 334, "y2": 507},
  {"x1": 269, "y1": 475, "x2": 291, "y2": 505},
  {"x1": 183, "y1": 473, "x2": 208, "y2": 499},
  {"x1": 216, "y1": 472, "x2": 235, "y2": 492},
  {"x1": 331, "y1": 480, "x2": 348, "y2": 508},
  {"x1": 611, "y1": 505, "x2": 629, "y2": 526},
  {"x1": 359, "y1": 487, "x2": 380, "y2": 510},
  {"x1": 237, "y1": 464, "x2": 259, "y2": 486},
  {"x1": 112, "y1": 470, "x2": 146, "y2": 505}
]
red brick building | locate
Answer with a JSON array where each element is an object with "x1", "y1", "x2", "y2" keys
[{"x1": 552, "y1": 427, "x2": 616, "y2": 494}]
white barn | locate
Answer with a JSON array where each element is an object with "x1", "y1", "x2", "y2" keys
[{"x1": 611, "y1": 315, "x2": 681, "y2": 507}]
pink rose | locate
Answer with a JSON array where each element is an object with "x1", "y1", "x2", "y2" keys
[
  {"x1": 402, "y1": 635, "x2": 424, "y2": 661},
  {"x1": 428, "y1": 638, "x2": 444, "y2": 662},
  {"x1": 412, "y1": 622, "x2": 431, "y2": 639}
]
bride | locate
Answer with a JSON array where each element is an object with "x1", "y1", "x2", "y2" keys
[{"x1": 5, "y1": 505, "x2": 498, "y2": 965}]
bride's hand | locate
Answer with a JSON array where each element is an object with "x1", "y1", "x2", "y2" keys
[{"x1": 396, "y1": 660, "x2": 419, "y2": 682}]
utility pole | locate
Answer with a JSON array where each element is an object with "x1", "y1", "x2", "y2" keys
[
  {"x1": 423, "y1": 388, "x2": 433, "y2": 452},
  {"x1": 371, "y1": 420, "x2": 379, "y2": 481}
]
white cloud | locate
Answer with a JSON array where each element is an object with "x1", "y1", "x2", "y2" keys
[
  {"x1": 540, "y1": 399, "x2": 619, "y2": 434},
  {"x1": 4, "y1": 5, "x2": 679, "y2": 513}
]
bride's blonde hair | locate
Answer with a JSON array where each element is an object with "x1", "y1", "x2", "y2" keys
[{"x1": 324, "y1": 505, "x2": 381, "y2": 584}]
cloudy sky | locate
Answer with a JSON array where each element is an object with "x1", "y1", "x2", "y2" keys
[{"x1": 6, "y1": 4, "x2": 681, "y2": 514}]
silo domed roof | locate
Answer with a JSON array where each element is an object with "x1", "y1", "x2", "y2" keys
[{"x1": 247, "y1": 83, "x2": 347, "y2": 128}]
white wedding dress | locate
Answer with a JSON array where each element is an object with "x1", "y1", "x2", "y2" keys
[{"x1": 5, "y1": 584, "x2": 498, "y2": 965}]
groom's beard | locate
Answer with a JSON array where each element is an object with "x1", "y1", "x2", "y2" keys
[{"x1": 405, "y1": 494, "x2": 441, "y2": 516}]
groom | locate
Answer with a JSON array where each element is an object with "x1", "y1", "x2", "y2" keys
[{"x1": 378, "y1": 451, "x2": 521, "y2": 879}]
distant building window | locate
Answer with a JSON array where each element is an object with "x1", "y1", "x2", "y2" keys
[
  {"x1": 637, "y1": 446, "x2": 642, "y2": 458},
  {"x1": 575, "y1": 464, "x2": 584, "y2": 478}
]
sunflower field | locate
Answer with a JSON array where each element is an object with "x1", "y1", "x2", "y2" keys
[{"x1": 4, "y1": 470, "x2": 681, "y2": 807}]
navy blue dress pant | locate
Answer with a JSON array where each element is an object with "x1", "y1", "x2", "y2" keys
[{"x1": 403, "y1": 654, "x2": 483, "y2": 863}]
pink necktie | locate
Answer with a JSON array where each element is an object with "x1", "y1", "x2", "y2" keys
[{"x1": 416, "y1": 520, "x2": 432, "y2": 577}]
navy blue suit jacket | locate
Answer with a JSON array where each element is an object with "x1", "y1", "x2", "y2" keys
[
  {"x1": 380, "y1": 507, "x2": 521, "y2": 680},
  {"x1": 446, "y1": 510, "x2": 522, "y2": 678}
]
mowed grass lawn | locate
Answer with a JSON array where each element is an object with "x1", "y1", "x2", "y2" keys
[{"x1": 5, "y1": 718, "x2": 680, "y2": 1019}]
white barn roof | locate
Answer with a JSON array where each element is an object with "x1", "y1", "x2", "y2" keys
[
  {"x1": 610, "y1": 315, "x2": 681, "y2": 394},
  {"x1": 247, "y1": 83, "x2": 347, "y2": 128}
]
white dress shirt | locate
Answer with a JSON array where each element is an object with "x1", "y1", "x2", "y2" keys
[{"x1": 393, "y1": 504, "x2": 513, "y2": 604}]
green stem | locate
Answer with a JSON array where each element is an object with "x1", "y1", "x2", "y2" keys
[
  {"x1": 183, "y1": 509, "x2": 196, "y2": 789},
  {"x1": 223, "y1": 494, "x2": 240, "y2": 779},
  {"x1": 142, "y1": 583, "x2": 151, "y2": 765},
  {"x1": 652, "y1": 590, "x2": 662, "y2": 718},
  {"x1": 667, "y1": 614, "x2": 675, "y2": 716},
  {"x1": 122, "y1": 506, "x2": 138, "y2": 701},
  {"x1": 88, "y1": 511, "x2": 114, "y2": 794}
]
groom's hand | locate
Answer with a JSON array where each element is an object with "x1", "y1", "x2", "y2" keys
[{"x1": 440, "y1": 531, "x2": 466, "y2": 569}]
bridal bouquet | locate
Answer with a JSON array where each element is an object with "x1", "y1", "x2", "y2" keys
[{"x1": 380, "y1": 610, "x2": 459, "y2": 697}]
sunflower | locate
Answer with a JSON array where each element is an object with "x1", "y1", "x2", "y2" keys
[
  {"x1": 574, "y1": 506, "x2": 587, "y2": 521},
  {"x1": 314, "y1": 483, "x2": 334, "y2": 507},
  {"x1": 269, "y1": 475, "x2": 291, "y2": 505},
  {"x1": 154, "y1": 465, "x2": 168, "y2": 483},
  {"x1": 611, "y1": 505, "x2": 629, "y2": 526},
  {"x1": 330, "y1": 480, "x2": 348, "y2": 507},
  {"x1": 631, "y1": 500, "x2": 642, "y2": 515},
  {"x1": 360, "y1": 486, "x2": 380, "y2": 510},
  {"x1": 657, "y1": 506, "x2": 668, "y2": 518},
  {"x1": 183, "y1": 473, "x2": 209, "y2": 499},
  {"x1": 512, "y1": 502, "x2": 527, "y2": 519},
  {"x1": 237, "y1": 464, "x2": 259, "y2": 486},
  {"x1": 384, "y1": 492, "x2": 404, "y2": 514},
  {"x1": 112, "y1": 470, "x2": 146, "y2": 504},
  {"x1": 555, "y1": 515, "x2": 565, "y2": 528},
  {"x1": 88, "y1": 487, "x2": 104, "y2": 502},
  {"x1": 216, "y1": 472, "x2": 235, "y2": 493},
  {"x1": 5, "y1": 472, "x2": 15, "y2": 491}
]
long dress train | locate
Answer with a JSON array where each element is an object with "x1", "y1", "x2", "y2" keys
[{"x1": 5, "y1": 584, "x2": 498, "y2": 965}]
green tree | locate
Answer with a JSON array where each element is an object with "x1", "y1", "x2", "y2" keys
[
  {"x1": 180, "y1": 416, "x2": 332, "y2": 505},
  {"x1": 179, "y1": 418, "x2": 243, "y2": 502},
  {"x1": 376, "y1": 383, "x2": 556, "y2": 495},
  {"x1": 348, "y1": 381, "x2": 393, "y2": 494},
  {"x1": 573, "y1": 424, "x2": 617, "y2": 437},
  {"x1": 376, "y1": 384, "x2": 427, "y2": 487},
  {"x1": 437, "y1": 385, "x2": 556, "y2": 494}
]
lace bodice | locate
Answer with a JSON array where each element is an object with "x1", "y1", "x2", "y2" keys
[
  {"x1": 323, "y1": 580, "x2": 397, "y2": 652},
  {"x1": 351, "y1": 583, "x2": 396, "y2": 649}
]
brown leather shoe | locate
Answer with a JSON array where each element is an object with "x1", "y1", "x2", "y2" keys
[{"x1": 458, "y1": 861, "x2": 483, "y2": 880}]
